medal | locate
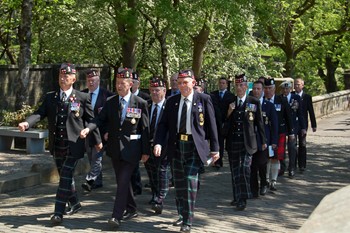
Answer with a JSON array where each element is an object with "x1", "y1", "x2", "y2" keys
[
  {"x1": 131, "y1": 118, "x2": 136, "y2": 124},
  {"x1": 199, "y1": 113, "x2": 204, "y2": 126},
  {"x1": 265, "y1": 116, "x2": 269, "y2": 125},
  {"x1": 75, "y1": 112, "x2": 79, "y2": 117},
  {"x1": 249, "y1": 112, "x2": 254, "y2": 121}
]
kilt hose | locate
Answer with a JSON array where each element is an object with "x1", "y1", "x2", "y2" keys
[
  {"x1": 173, "y1": 139, "x2": 202, "y2": 226},
  {"x1": 144, "y1": 151, "x2": 171, "y2": 204},
  {"x1": 54, "y1": 155, "x2": 79, "y2": 216},
  {"x1": 228, "y1": 141, "x2": 253, "y2": 201}
]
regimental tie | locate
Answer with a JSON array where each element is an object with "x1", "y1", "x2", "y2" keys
[
  {"x1": 239, "y1": 99, "x2": 243, "y2": 107},
  {"x1": 119, "y1": 98, "x2": 125, "y2": 123},
  {"x1": 220, "y1": 91, "x2": 224, "y2": 99},
  {"x1": 150, "y1": 104, "x2": 158, "y2": 140},
  {"x1": 179, "y1": 98, "x2": 187, "y2": 134},
  {"x1": 61, "y1": 92, "x2": 67, "y2": 102}
]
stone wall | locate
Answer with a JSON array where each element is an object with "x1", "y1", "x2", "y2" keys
[
  {"x1": 0, "y1": 64, "x2": 112, "y2": 111},
  {"x1": 312, "y1": 90, "x2": 350, "y2": 118}
]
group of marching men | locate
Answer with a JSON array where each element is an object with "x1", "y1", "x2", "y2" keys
[{"x1": 18, "y1": 64, "x2": 316, "y2": 233}]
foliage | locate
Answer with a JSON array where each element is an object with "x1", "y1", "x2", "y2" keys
[{"x1": 0, "y1": 104, "x2": 47, "y2": 129}]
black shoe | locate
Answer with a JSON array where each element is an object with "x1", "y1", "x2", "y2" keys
[
  {"x1": 122, "y1": 210, "x2": 138, "y2": 220},
  {"x1": 299, "y1": 167, "x2": 305, "y2": 172},
  {"x1": 230, "y1": 199, "x2": 238, "y2": 206},
  {"x1": 82, "y1": 182, "x2": 92, "y2": 192},
  {"x1": 173, "y1": 217, "x2": 183, "y2": 226},
  {"x1": 152, "y1": 203, "x2": 163, "y2": 214},
  {"x1": 50, "y1": 215, "x2": 63, "y2": 225},
  {"x1": 108, "y1": 218, "x2": 121, "y2": 228},
  {"x1": 236, "y1": 199, "x2": 247, "y2": 211},
  {"x1": 278, "y1": 171, "x2": 285, "y2": 177},
  {"x1": 144, "y1": 183, "x2": 151, "y2": 188},
  {"x1": 260, "y1": 186, "x2": 268, "y2": 196},
  {"x1": 64, "y1": 203, "x2": 82, "y2": 215},
  {"x1": 252, "y1": 193, "x2": 259, "y2": 199},
  {"x1": 91, "y1": 184, "x2": 103, "y2": 189},
  {"x1": 270, "y1": 181, "x2": 277, "y2": 191},
  {"x1": 133, "y1": 189, "x2": 142, "y2": 196},
  {"x1": 288, "y1": 170, "x2": 295, "y2": 178},
  {"x1": 180, "y1": 224, "x2": 191, "y2": 232}
]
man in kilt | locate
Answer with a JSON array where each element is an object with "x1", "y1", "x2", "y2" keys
[
  {"x1": 153, "y1": 69, "x2": 219, "y2": 232},
  {"x1": 224, "y1": 74, "x2": 266, "y2": 210},
  {"x1": 18, "y1": 63, "x2": 102, "y2": 225}
]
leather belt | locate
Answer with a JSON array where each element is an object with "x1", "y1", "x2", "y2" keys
[{"x1": 178, "y1": 134, "x2": 193, "y2": 141}]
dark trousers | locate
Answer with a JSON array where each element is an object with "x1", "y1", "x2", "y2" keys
[
  {"x1": 111, "y1": 158, "x2": 137, "y2": 220},
  {"x1": 54, "y1": 155, "x2": 79, "y2": 216},
  {"x1": 173, "y1": 140, "x2": 202, "y2": 226},
  {"x1": 215, "y1": 133, "x2": 225, "y2": 166},
  {"x1": 131, "y1": 164, "x2": 142, "y2": 194},
  {"x1": 287, "y1": 135, "x2": 297, "y2": 172},
  {"x1": 250, "y1": 150, "x2": 268, "y2": 196},
  {"x1": 296, "y1": 131, "x2": 307, "y2": 168}
]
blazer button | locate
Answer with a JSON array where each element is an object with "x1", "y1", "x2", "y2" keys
[{"x1": 119, "y1": 128, "x2": 122, "y2": 131}]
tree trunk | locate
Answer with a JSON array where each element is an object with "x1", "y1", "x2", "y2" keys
[
  {"x1": 15, "y1": 0, "x2": 33, "y2": 110},
  {"x1": 318, "y1": 56, "x2": 339, "y2": 93},
  {"x1": 192, "y1": 23, "x2": 210, "y2": 78},
  {"x1": 159, "y1": 28, "x2": 170, "y2": 81}
]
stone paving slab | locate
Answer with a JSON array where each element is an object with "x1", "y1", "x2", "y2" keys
[{"x1": 0, "y1": 111, "x2": 349, "y2": 233}]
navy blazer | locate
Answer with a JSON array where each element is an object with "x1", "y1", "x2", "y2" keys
[
  {"x1": 81, "y1": 87, "x2": 115, "y2": 146},
  {"x1": 225, "y1": 95, "x2": 266, "y2": 155},
  {"x1": 292, "y1": 91, "x2": 317, "y2": 130},
  {"x1": 288, "y1": 93, "x2": 306, "y2": 133},
  {"x1": 26, "y1": 89, "x2": 100, "y2": 158},
  {"x1": 269, "y1": 95, "x2": 293, "y2": 135},
  {"x1": 154, "y1": 92, "x2": 219, "y2": 163},
  {"x1": 87, "y1": 93, "x2": 150, "y2": 164},
  {"x1": 259, "y1": 99, "x2": 278, "y2": 150}
]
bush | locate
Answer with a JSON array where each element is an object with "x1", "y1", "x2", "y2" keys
[{"x1": 0, "y1": 104, "x2": 48, "y2": 129}]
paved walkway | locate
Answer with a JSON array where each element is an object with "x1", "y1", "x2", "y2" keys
[{"x1": 0, "y1": 111, "x2": 349, "y2": 233}]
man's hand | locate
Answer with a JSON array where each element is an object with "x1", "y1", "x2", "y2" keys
[
  {"x1": 272, "y1": 144, "x2": 277, "y2": 150},
  {"x1": 227, "y1": 102, "x2": 235, "y2": 118},
  {"x1": 141, "y1": 154, "x2": 149, "y2": 163},
  {"x1": 104, "y1": 132, "x2": 109, "y2": 141},
  {"x1": 80, "y1": 128, "x2": 90, "y2": 138},
  {"x1": 210, "y1": 152, "x2": 220, "y2": 163},
  {"x1": 262, "y1": 144, "x2": 267, "y2": 151},
  {"x1": 301, "y1": 129, "x2": 307, "y2": 136},
  {"x1": 153, "y1": 144, "x2": 162, "y2": 157},
  {"x1": 288, "y1": 134, "x2": 295, "y2": 141},
  {"x1": 18, "y1": 122, "x2": 29, "y2": 132},
  {"x1": 95, "y1": 143, "x2": 103, "y2": 152},
  {"x1": 312, "y1": 127, "x2": 317, "y2": 132}
]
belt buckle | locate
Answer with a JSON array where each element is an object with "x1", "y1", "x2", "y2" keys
[{"x1": 180, "y1": 134, "x2": 188, "y2": 141}]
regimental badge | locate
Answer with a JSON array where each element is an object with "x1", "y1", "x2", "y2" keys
[
  {"x1": 131, "y1": 118, "x2": 136, "y2": 124},
  {"x1": 198, "y1": 102, "x2": 203, "y2": 113},
  {"x1": 249, "y1": 112, "x2": 254, "y2": 121},
  {"x1": 199, "y1": 113, "x2": 204, "y2": 126},
  {"x1": 75, "y1": 112, "x2": 79, "y2": 117}
]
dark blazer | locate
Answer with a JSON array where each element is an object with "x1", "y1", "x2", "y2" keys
[
  {"x1": 166, "y1": 89, "x2": 180, "y2": 98},
  {"x1": 87, "y1": 93, "x2": 150, "y2": 165},
  {"x1": 210, "y1": 89, "x2": 235, "y2": 132},
  {"x1": 26, "y1": 89, "x2": 99, "y2": 158},
  {"x1": 292, "y1": 91, "x2": 316, "y2": 130},
  {"x1": 225, "y1": 95, "x2": 266, "y2": 155},
  {"x1": 149, "y1": 100, "x2": 168, "y2": 158},
  {"x1": 288, "y1": 93, "x2": 306, "y2": 133},
  {"x1": 270, "y1": 95, "x2": 293, "y2": 135},
  {"x1": 259, "y1": 99, "x2": 278, "y2": 149},
  {"x1": 81, "y1": 87, "x2": 115, "y2": 146},
  {"x1": 154, "y1": 92, "x2": 219, "y2": 163}
]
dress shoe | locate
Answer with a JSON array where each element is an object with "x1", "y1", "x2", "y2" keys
[
  {"x1": 64, "y1": 203, "x2": 82, "y2": 215},
  {"x1": 82, "y1": 182, "x2": 92, "y2": 192},
  {"x1": 299, "y1": 167, "x2": 305, "y2": 172},
  {"x1": 230, "y1": 199, "x2": 238, "y2": 206},
  {"x1": 270, "y1": 181, "x2": 277, "y2": 191},
  {"x1": 260, "y1": 185, "x2": 268, "y2": 196},
  {"x1": 122, "y1": 210, "x2": 138, "y2": 220},
  {"x1": 133, "y1": 189, "x2": 142, "y2": 196},
  {"x1": 180, "y1": 224, "x2": 191, "y2": 232},
  {"x1": 288, "y1": 170, "x2": 295, "y2": 178},
  {"x1": 50, "y1": 215, "x2": 63, "y2": 225},
  {"x1": 108, "y1": 218, "x2": 121, "y2": 228},
  {"x1": 173, "y1": 217, "x2": 183, "y2": 226},
  {"x1": 236, "y1": 199, "x2": 247, "y2": 211},
  {"x1": 152, "y1": 203, "x2": 163, "y2": 214}
]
